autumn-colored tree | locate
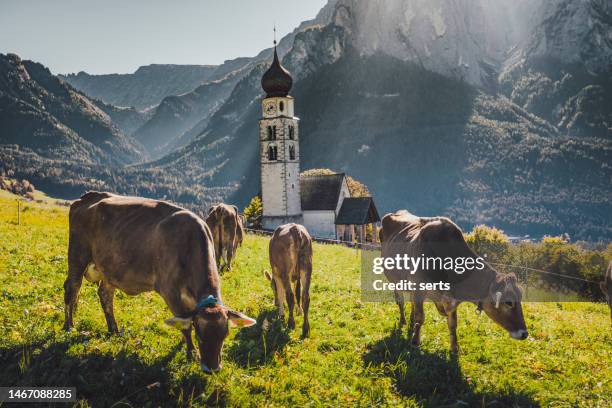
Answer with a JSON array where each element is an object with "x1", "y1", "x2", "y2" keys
[{"x1": 243, "y1": 195, "x2": 263, "y2": 229}]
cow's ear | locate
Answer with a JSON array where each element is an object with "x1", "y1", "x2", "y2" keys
[
  {"x1": 165, "y1": 316, "x2": 192, "y2": 330},
  {"x1": 227, "y1": 309, "x2": 256, "y2": 328},
  {"x1": 264, "y1": 270, "x2": 272, "y2": 281}
]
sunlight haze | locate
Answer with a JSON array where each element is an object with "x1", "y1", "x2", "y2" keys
[{"x1": 0, "y1": 0, "x2": 328, "y2": 74}]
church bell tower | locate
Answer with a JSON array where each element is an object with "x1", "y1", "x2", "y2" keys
[{"x1": 259, "y1": 40, "x2": 303, "y2": 230}]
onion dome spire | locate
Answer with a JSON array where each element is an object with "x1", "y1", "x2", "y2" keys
[{"x1": 261, "y1": 29, "x2": 293, "y2": 97}]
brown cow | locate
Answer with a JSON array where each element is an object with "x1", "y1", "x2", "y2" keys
[
  {"x1": 264, "y1": 223, "x2": 312, "y2": 337},
  {"x1": 601, "y1": 261, "x2": 612, "y2": 327},
  {"x1": 379, "y1": 210, "x2": 528, "y2": 352},
  {"x1": 206, "y1": 204, "x2": 242, "y2": 272},
  {"x1": 64, "y1": 192, "x2": 256, "y2": 373}
]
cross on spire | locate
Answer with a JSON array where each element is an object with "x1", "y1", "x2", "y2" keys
[{"x1": 273, "y1": 24, "x2": 277, "y2": 46}]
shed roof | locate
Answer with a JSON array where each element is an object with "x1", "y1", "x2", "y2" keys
[
  {"x1": 335, "y1": 197, "x2": 381, "y2": 225},
  {"x1": 300, "y1": 173, "x2": 345, "y2": 211}
]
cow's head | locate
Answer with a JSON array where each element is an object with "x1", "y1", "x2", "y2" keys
[
  {"x1": 481, "y1": 273, "x2": 529, "y2": 340},
  {"x1": 165, "y1": 297, "x2": 256, "y2": 373}
]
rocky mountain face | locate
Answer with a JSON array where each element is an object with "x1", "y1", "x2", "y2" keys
[
  {"x1": 500, "y1": 0, "x2": 612, "y2": 139},
  {"x1": 0, "y1": 53, "x2": 144, "y2": 165}
]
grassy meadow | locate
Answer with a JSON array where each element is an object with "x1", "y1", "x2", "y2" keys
[{"x1": 0, "y1": 191, "x2": 610, "y2": 407}]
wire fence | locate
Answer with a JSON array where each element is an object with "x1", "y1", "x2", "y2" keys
[
  {"x1": 245, "y1": 228, "x2": 606, "y2": 301},
  {"x1": 245, "y1": 228, "x2": 382, "y2": 250}
]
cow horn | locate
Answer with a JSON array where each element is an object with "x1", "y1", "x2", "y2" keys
[{"x1": 494, "y1": 291, "x2": 502, "y2": 309}]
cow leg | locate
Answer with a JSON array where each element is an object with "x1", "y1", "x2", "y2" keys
[
  {"x1": 285, "y1": 281, "x2": 296, "y2": 330},
  {"x1": 220, "y1": 247, "x2": 228, "y2": 271},
  {"x1": 394, "y1": 290, "x2": 406, "y2": 326},
  {"x1": 409, "y1": 297, "x2": 425, "y2": 347},
  {"x1": 447, "y1": 309, "x2": 459, "y2": 353},
  {"x1": 182, "y1": 327, "x2": 196, "y2": 361},
  {"x1": 226, "y1": 244, "x2": 234, "y2": 270},
  {"x1": 294, "y1": 278, "x2": 302, "y2": 315},
  {"x1": 434, "y1": 301, "x2": 446, "y2": 316},
  {"x1": 63, "y1": 237, "x2": 90, "y2": 331},
  {"x1": 300, "y1": 266, "x2": 311, "y2": 338},
  {"x1": 273, "y1": 273, "x2": 285, "y2": 321},
  {"x1": 97, "y1": 281, "x2": 119, "y2": 334}
]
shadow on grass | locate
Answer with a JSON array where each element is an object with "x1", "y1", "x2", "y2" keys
[
  {"x1": 363, "y1": 328, "x2": 540, "y2": 408},
  {"x1": 227, "y1": 308, "x2": 291, "y2": 368},
  {"x1": 0, "y1": 332, "x2": 227, "y2": 407}
]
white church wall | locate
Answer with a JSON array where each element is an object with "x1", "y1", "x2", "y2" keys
[{"x1": 303, "y1": 210, "x2": 337, "y2": 239}]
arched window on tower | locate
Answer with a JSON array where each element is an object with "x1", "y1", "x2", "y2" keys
[
  {"x1": 272, "y1": 125, "x2": 277, "y2": 140},
  {"x1": 288, "y1": 125, "x2": 295, "y2": 140},
  {"x1": 267, "y1": 145, "x2": 278, "y2": 161},
  {"x1": 289, "y1": 144, "x2": 296, "y2": 160},
  {"x1": 266, "y1": 125, "x2": 273, "y2": 141},
  {"x1": 279, "y1": 101, "x2": 284, "y2": 112}
]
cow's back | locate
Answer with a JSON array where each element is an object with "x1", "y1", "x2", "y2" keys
[
  {"x1": 270, "y1": 224, "x2": 311, "y2": 281},
  {"x1": 69, "y1": 192, "x2": 212, "y2": 295}
]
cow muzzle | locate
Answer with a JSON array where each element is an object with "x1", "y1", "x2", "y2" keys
[
  {"x1": 200, "y1": 362, "x2": 221, "y2": 374},
  {"x1": 509, "y1": 329, "x2": 529, "y2": 340}
]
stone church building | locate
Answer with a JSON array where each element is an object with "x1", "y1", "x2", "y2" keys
[{"x1": 258, "y1": 43, "x2": 380, "y2": 241}]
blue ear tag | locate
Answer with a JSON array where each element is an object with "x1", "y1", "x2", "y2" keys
[{"x1": 196, "y1": 295, "x2": 223, "y2": 310}]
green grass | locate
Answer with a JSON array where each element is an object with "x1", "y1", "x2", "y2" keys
[{"x1": 0, "y1": 193, "x2": 610, "y2": 407}]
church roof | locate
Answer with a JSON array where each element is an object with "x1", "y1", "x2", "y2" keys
[
  {"x1": 300, "y1": 173, "x2": 346, "y2": 211},
  {"x1": 261, "y1": 46, "x2": 293, "y2": 97},
  {"x1": 335, "y1": 197, "x2": 381, "y2": 225}
]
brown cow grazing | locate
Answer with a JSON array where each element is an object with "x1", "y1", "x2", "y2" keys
[
  {"x1": 64, "y1": 192, "x2": 256, "y2": 373},
  {"x1": 265, "y1": 223, "x2": 312, "y2": 337},
  {"x1": 379, "y1": 211, "x2": 528, "y2": 352},
  {"x1": 601, "y1": 261, "x2": 612, "y2": 327},
  {"x1": 206, "y1": 203, "x2": 242, "y2": 272}
]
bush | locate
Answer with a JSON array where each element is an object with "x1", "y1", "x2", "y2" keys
[
  {"x1": 467, "y1": 228, "x2": 611, "y2": 300},
  {"x1": 465, "y1": 225, "x2": 510, "y2": 263}
]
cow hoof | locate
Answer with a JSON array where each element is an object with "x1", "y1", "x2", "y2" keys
[
  {"x1": 410, "y1": 338, "x2": 421, "y2": 348},
  {"x1": 185, "y1": 350, "x2": 198, "y2": 361},
  {"x1": 288, "y1": 318, "x2": 295, "y2": 330},
  {"x1": 301, "y1": 325, "x2": 310, "y2": 338}
]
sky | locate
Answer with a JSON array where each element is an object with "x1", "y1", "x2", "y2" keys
[{"x1": 0, "y1": 0, "x2": 328, "y2": 75}]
